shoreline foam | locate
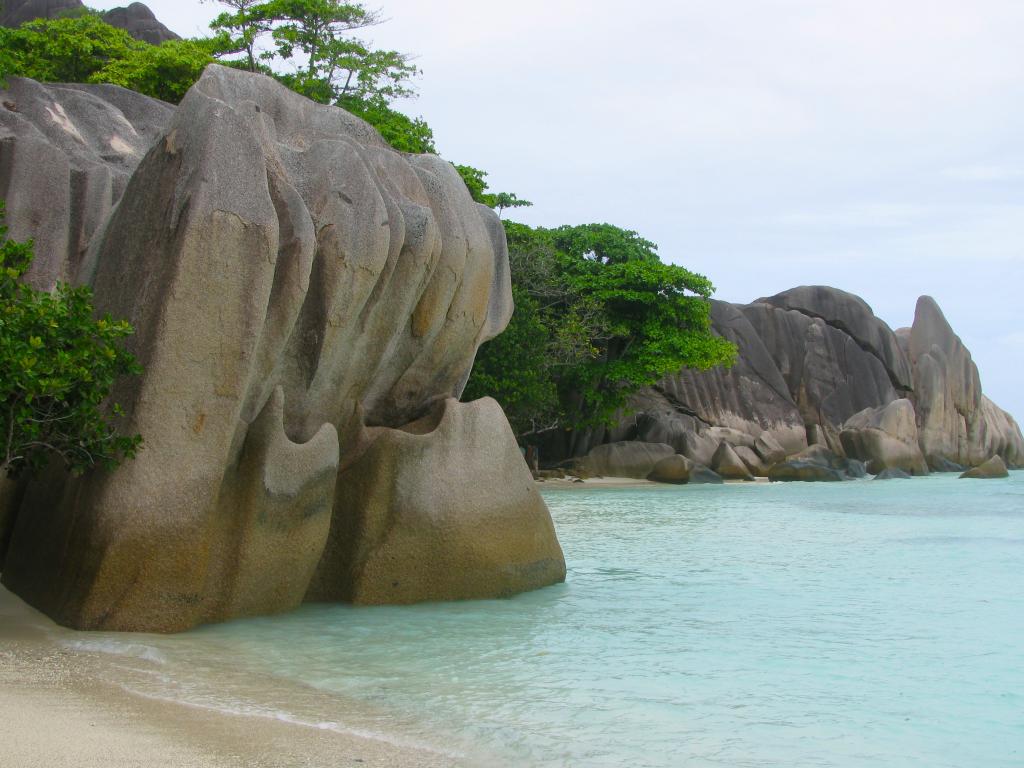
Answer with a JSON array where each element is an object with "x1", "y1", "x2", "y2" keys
[{"x1": 0, "y1": 585, "x2": 480, "y2": 767}]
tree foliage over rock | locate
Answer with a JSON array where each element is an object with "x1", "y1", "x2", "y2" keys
[
  {"x1": 464, "y1": 222, "x2": 736, "y2": 436},
  {"x1": 0, "y1": 1, "x2": 736, "y2": 448},
  {"x1": 0, "y1": 13, "x2": 215, "y2": 103},
  {"x1": 0, "y1": 206, "x2": 141, "y2": 479}
]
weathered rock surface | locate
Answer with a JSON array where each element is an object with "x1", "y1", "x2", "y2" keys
[
  {"x1": 960, "y1": 456, "x2": 1009, "y2": 480},
  {"x1": 647, "y1": 454, "x2": 694, "y2": 484},
  {"x1": 928, "y1": 456, "x2": 966, "y2": 473},
  {"x1": 579, "y1": 441, "x2": 675, "y2": 479},
  {"x1": 754, "y1": 432, "x2": 787, "y2": 466},
  {"x1": 840, "y1": 399, "x2": 929, "y2": 475},
  {"x1": 99, "y1": 2, "x2": 177, "y2": 45},
  {"x1": 1, "y1": 67, "x2": 563, "y2": 631},
  {"x1": 734, "y1": 445, "x2": 769, "y2": 477},
  {"x1": 711, "y1": 442, "x2": 755, "y2": 481},
  {"x1": 874, "y1": 468, "x2": 912, "y2": 480},
  {"x1": 689, "y1": 465, "x2": 725, "y2": 484},
  {"x1": 769, "y1": 461, "x2": 846, "y2": 483},
  {"x1": 768, "y1": 445, "x2": 866, "y2": 483},
  {"x1": 0, "y1": 0, "x2": 179, "y2": 44},
  {"x1": 0, "y1": 77, "x2": 174, "y2": 288},
  {"x1": 908, "y1": 297, "x2": 1023, "y2": 469},
  {"x1": 539, "y1": 287, "x2": 1022, "y2": 479},
  {"x1": 758, "y1": 286, "x2": 914, "y2": 392},
  {"x1": 306, "y1": 398, "x2": 565, "y2": 604}
]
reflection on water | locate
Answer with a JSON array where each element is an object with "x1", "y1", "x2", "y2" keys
[{"x1": 58, "y1": 474, "x2": 1024, "y2": 767}]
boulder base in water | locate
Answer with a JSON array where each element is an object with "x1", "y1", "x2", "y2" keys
[
  {"x1": 960, "y1": 456, "x2": 1009, "y2": 480},
  {"x1": 579, "y1": 441, "x2": 675, "y2": 479},
  {"x1": 840, "y1": 399, "x2": 929, "y2": 475},
  {"x1": 647, "y1": 454, "x2": 694, "y2": 484},
  {"x1": 306, "y1": 398, "x2": 565, "y2": 605},
  {"x1": 874, "y1": 468, "x2": 913, "y2": 481}
]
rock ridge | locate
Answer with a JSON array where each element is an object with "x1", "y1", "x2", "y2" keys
[{"x1": 561, "y1": 286, "x2": 1021, "y2": 479}]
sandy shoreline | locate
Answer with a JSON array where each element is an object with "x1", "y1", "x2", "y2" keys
[{"x1": 0, "y1": 586, "x2": 477, "y2": 768}]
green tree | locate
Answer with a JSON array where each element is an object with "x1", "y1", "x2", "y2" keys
[
  {"x1": 203, "y1": 0, "x2": 274, "y2": 72},
  {"x1": 0, "y1": 206, "x2": 142, "y2": 479},
  {"x1": 94, "y1": 39, "x2": 215, "y2": 103},
  {"x1": 205, "y1": 0, "x2": 417, "y2": 107},
  {"x1": 464, "y1": 221, "x2": 736, "y2": 437},
  {"x1": 339, "y1": 98, "x2": 436, "y2": 153},
  {"x1": 0, "y1": 14, "x2": 214, "y2": 103},
  {"x1": 453, "y1": 165, "x2": 533, "y2": 215},
  {"x1": 0, "y1": 14, "x2": 138, "y2": 84}
]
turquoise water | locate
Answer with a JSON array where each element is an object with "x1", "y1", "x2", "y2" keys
[{"x1": 65, "y1": 474, "x2": 1024, "y2": 766}]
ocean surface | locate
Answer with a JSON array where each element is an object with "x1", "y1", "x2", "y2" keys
[{"x1": 58, "y1": 473, "x2": 1024, "y2": 767}]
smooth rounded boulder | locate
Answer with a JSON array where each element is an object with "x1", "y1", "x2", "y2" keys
[
  {"x1": 579, "y1": 441, "x2": 676, "y2": 479},
  {"x1": 711, "y1": 442, "x2": 755, "y2": 481},
  {"x1": 769, "y1": 461, "x2": 846, "y2": 483},
  {"x1": 306, "y1": 398, "x2": 566, "y2": 605},
  {"x1": 960, "y1": 456, "x2": 1009, "y2": 480},
  {"x1": 647, "y1": 454, "x2": 694, "y2": 484},
  {"x1": 840, "y1": 400, "x2": 929, "y2": 476}
]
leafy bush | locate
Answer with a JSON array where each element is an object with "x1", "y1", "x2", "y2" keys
[{"x1": 0, "y1": 206, "x2": 142, "y2": 479}]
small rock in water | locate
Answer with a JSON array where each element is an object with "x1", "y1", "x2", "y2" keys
[
  {"x1": 874, "y1": 468, "x2": 912, "y2": 480},
  {"x1": 960, "y1": 456, "x2": 1009, "y2": 479}
]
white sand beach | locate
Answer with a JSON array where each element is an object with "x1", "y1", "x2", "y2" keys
[{"x1": 0, "y1": 586, "x2": 471, "y2": 768}]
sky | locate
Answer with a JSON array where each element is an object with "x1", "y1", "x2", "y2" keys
[{"x1": 94, "y1": 0, "x2": 1024, "y2": 419}]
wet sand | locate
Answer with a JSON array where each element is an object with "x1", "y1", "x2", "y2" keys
[{"x1": 0, "y1": 586, "x2": 471, "y2": 768}]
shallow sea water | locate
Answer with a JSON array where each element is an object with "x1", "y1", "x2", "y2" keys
[{"x1": 62, "y1": 473, "x2": 1024, "y2": 767}]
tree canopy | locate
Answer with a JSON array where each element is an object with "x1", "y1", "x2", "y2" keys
[
  {"x1": 464, "y1": 222, "x2": 736, "y2": 437},
  {"x1": 0, "y1": 206, "x2": 141, "y2": 479},
  {"x1": 0, "y1": 13, "x2": 216, "y2": 103}
]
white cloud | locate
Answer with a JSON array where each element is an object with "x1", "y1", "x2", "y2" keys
[{"x1": 943, "y1": 165, "x2": 1024, "y2": 182}]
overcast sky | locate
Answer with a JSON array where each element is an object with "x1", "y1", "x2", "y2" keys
[{"x1": 95, "y1": 0, "x2": 1024, "y2": 419}]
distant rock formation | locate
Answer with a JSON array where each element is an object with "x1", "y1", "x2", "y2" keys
[
  {"x1": 96, "y1": 2, "x2": 177, "y2": 45},
  {"x1": 561, "y1": 286, "x2": 1022, "y2": 478},
  {"x1": 0, "y1": 0, "x2": 179, "y2": 44},
  {"x1": 0, "y1": 68, "x2": 565, "y2": 632}
]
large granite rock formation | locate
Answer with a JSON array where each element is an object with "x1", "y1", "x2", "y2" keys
[
  {"x1": 0, "y1": 67, "x2": 565, "y2": 632},
  {"x1": 906, "y1": 297, "x2": 1022, "y2": 468},
  {"x1": 307, "y1": 398, "x2": 565, "y2": 604},
  {"x1": 549, "y1": 285, "x2": 1022, "y2": 479},
  {"x1": 0, "y1": 0, "x2": 178, "y2": 44},
  {"x1": 0, "y1": 77, "x2": 174, "y2": 288},
  {"x1": 840, "y1": 399, "x2": 929, "y2": 476},
  {"x1": 98, "y1": 2, "x2": 177, "y2": 45}
]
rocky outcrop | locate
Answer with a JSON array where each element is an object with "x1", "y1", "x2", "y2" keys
[
  {"x1": 545, "y1": 286, "x2": 1021, "y2": 480},
  {"x1": 710, "y1": 442, "x2": 754, "y2": 481},
  {"x1": 647, "y1": 455, "x2": 693, "y2": 484},
  {"x1": 1, "y1": 67, "x2": 564, "y2": 632},
  {"x1": 768, "y1": 446, "x2": 866, "y2": 483},
  {"x1": 960, "y1": 456, "x2": 1009, "y2": 480},
  {"x1": 99, "y1": 3, "x2": 177, "y2": 45},
  {"x1": 306, "y1": 398, "x2": 564, "y2": 604},
  {"x1": 840, "y1": 399, "x2": 929, "y2": 475},
  {"x1": 908, "y1": 297, "x2": 1023, "y2": 469},
  {"x1": 578, "y1": 441, "x2": 675, "y2": 479},
  {"x1": 0, "y1": 0, "x2": 179, "y2": 44},
  {"x1": 874, "y1": 468, "x2": 912, "y2": 481},
  {"x1": 758, "y1": 286, "x2": 914, "y2": 393},
  {"x1": 0, "y1": 77, "x2": 174, "y2": 288}
]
